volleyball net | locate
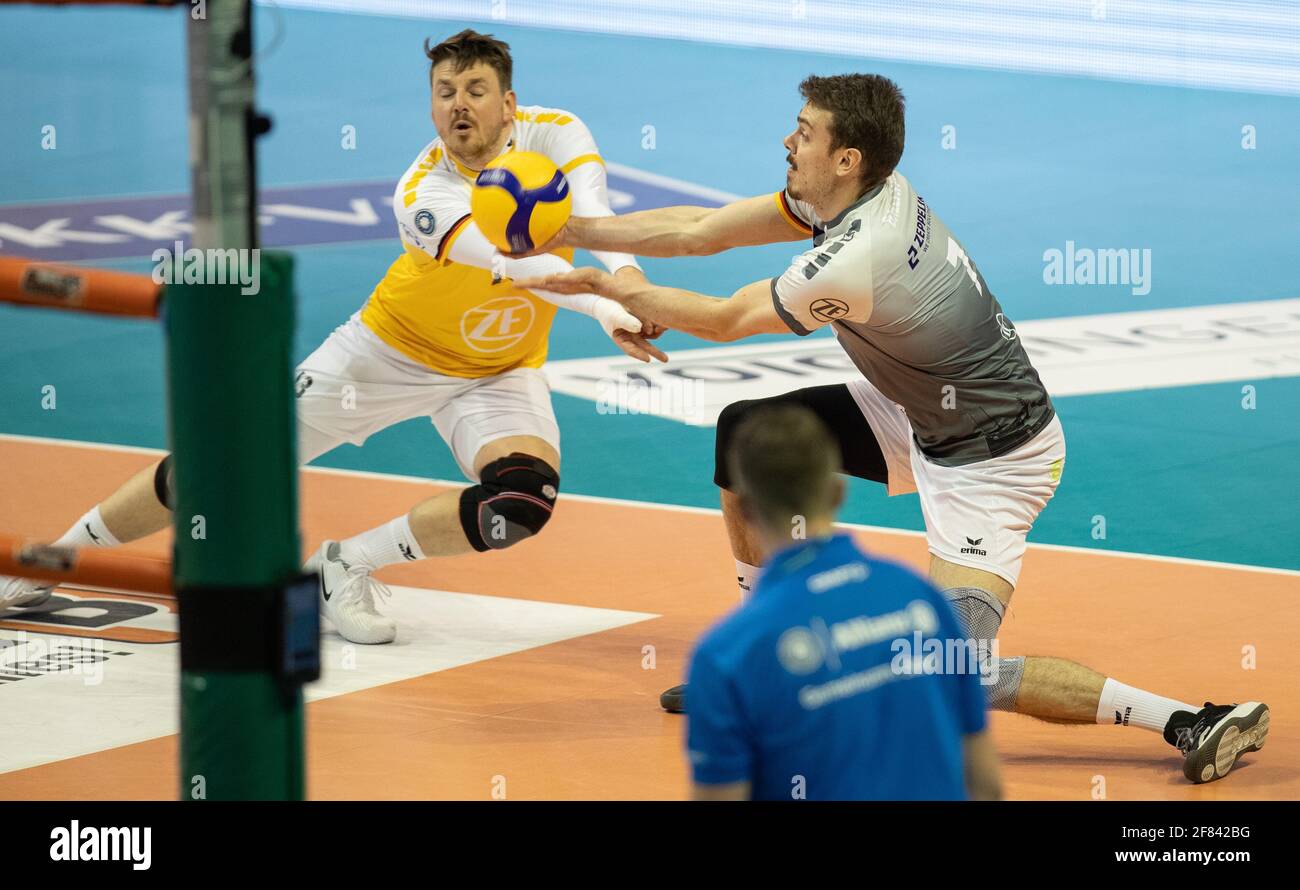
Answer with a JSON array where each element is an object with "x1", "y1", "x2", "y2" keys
[{"x1": 2, "y1": 0, "x2": 314, "y2": 801}]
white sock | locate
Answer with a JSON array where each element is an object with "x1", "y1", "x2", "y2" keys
[
  {"x1": 338, "y1": 514, "x2": 424, "y2": 571},
  {"x1": 54, "y1": 506, "x2": 121, "y2": 549},
  {"x1": 1096, "y1": 678, "x2": 1198, "y2": 733},
  {"x1": 736, "y1": 560, "x2": 761, "y2": 602}
]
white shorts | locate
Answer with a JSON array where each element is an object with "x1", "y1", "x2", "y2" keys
[
  {"x1": 847, "y1": 377, "x2": 1065, "y2": 587},
  {"x1": 294, "y1": 313, "x2": 560, "y2": 481}
]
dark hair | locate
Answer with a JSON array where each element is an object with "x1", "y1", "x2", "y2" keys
[
  {"x1": 727, "y1": 405, "x2": 842, "y2": 530},
  {"x1": 424, "y1": 29, "x2": 513, "y2": 92},
  {"x1": 799, "y1": 73, "x2": 905, "y2": 187}
]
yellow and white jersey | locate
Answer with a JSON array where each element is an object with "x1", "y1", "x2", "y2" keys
[{"x1": 360, "y1": 105, "x2": 607, "y2": 377}]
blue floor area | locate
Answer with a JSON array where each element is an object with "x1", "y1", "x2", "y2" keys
[{"x1": 2, "y1": 5, "x2": 1298, "y2": 570}]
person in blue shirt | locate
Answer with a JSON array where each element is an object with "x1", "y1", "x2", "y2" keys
[{"x1": 686, "y1": 404, "x2": 1002, "y2": 800}]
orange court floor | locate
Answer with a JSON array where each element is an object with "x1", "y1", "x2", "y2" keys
[{"x1": 0, "y1": 436, "x2": 1295, "y2": 801}]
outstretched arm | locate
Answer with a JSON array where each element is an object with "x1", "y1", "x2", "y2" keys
[
  {"x1": 449, "y1": 224, "x2": 666, "y2": 363},
  {"x1": 564, "y1": 160, "x2": 644, "y2": 274},
  {"x1": 514, "y1": 267, "x2": 790, "y2": 343},
  {"x1": 518, "y1": 220, "x2": 874, "y2": 345},
  {"x1": 554, "y1": 192, "x2": 810, "y2": 258}
]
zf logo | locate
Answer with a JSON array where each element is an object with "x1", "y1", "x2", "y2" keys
[
  {"x1": 461, "y1": 297, "x2": 536, "y2": 353},
  {"x1": 809, "y1": 298, "x2": 849, "y2": 323}
]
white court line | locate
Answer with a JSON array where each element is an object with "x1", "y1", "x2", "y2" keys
[{"x1": 4, "y1": 431, "x2": 1299, "y2": 580}]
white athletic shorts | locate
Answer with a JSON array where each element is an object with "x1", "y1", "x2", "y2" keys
[
  {"x1": 847, "y1": 377, "x2": 1066, "y2": 587},
  {"x1": 294, "y1": 313, "x2": 561, "y2": 481}
]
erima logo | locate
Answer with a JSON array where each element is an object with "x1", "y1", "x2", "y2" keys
[
  {"x1": 960, "y1": 536, "x2": 987, "y2": 556},
  {"x1": 399, "y1": 543, "x2": 416, "y2": 561},
  {"x1": 295, "y1": 371, "x2": 313, "y2": 398},
  {"x1": 1115, "y1": 707, "x2": 1132, "y2": 726},
  {"x1": 49, "y1": 821, "x2": 151, "y2": 870},
  {"x1": 995, "y1": 312, "x2": 1017, "y2": 341}
]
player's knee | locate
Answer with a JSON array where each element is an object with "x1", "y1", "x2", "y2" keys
[
  {"x1": 458, "y1": 453, "x2": 559, "y2": 552},
  {"x1": 942, "y1": 586, "x2": 1022, "y2": 711},
  {"x1": 714, "y1": 398, "x2": 758, "y2": 489},
  {"x1": 942, "y1": 586, "x2": 1005, "y2": 641},
  {"x1": 988, "y1": 656, "x2": 1025, "y2": 711},
  {"x1": 153, "y1": 455, "x2": 175, "y2": 510}
]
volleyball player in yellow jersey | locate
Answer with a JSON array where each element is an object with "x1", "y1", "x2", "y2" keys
[{"x1": 0, "y1": 30, "x2": 664, "y2": 645}]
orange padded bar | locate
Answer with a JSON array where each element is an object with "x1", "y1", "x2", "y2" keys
[
  {"x1": 0, "y1": 533, "x2": 172, "y2": 596},
  {"x1": 0, "y1": 257, "x2": 162, "y2": 319}
]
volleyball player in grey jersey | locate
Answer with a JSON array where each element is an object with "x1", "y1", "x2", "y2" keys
[
  {"x1": 520, "y1": 73, "x2": 1267, "y2": 784},
  {"x1": 770, "y1": 169, "x2": 1055, "y2": 467}
]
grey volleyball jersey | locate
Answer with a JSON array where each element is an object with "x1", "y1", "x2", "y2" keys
[{"x1": 771, "y1": 172, "x2": 1054, "y2": 466}]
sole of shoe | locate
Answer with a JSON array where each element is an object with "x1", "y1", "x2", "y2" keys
[
  {"x1": 660, "y1": 684, "x2": 685, "y2": 714},
  {"x1": 4, "y1": 586, "x2": 54, "y2": 610},
  {"x1": 1184, "y1": 702, "x2": 1269, "y2": 784}
]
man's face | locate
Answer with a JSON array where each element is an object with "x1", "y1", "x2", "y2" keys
[
  {"x1": 782, "y1": 103, "x2": 840, "y2": 204},
  {"x1": 430, "y1": 61, "x2": 515, "y2": 165}
]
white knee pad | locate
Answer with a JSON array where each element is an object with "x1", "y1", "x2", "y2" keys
[{"x1": 942, "y1": 586, "x2": 1023, "y2": 711}]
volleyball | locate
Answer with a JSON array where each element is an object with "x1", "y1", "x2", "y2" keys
[{"x1": 471, "y1": 151, "x2": 572, "y2": 254}]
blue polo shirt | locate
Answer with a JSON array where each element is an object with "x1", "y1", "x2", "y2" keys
[{"x1": 686, "y1": 534, "x2": 987, "y2": 800}]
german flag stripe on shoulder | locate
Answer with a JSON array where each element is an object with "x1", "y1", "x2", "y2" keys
[
  {"x1": 436, "y1": 213, "x2": 473, "y2": 261},
  {"x1": 775, "y1": 191, "x2": 813, "y2": 234}
]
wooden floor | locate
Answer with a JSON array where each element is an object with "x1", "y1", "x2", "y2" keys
[{"x1": 1, "y1": 438, "x2": 1295, "y2": 800}]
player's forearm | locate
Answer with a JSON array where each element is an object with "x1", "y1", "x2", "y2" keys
[
  {"x1": 565, "y1": 162, "x2": 645, "y2": 273},
  {"x1": 496, "y1": 253, "x2": 607, "y2": 319},
  {"x1": 618, "y1": 281, "x2": 736, "y2": 341},
  {"x1": 566, "y1": 206, "x2": 717, "y2": 257}
]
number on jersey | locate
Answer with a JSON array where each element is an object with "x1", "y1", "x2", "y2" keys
[{"x1": 946, "y1": 237, "x2": 983, "y2": 295}]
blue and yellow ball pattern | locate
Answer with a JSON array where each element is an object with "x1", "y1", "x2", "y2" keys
[{"x1": 471, "y1": 151, "x2": 573, "y2": 254}]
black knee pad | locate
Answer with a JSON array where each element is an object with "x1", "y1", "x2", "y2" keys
[
  {"x1": 713, "y1": 398, "x2": 757, "y2": 490},
  {"x1": 713, "y1": 386, "x2": 888, "y2": 490},
  {"x1": 459, "y1": 453, "x2": 559, "y2": 552},
  {"x1": 154, "y1": 455, "x2": 175, "y2": 510}
]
